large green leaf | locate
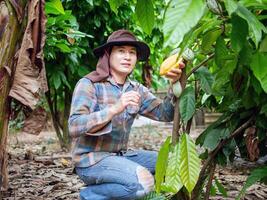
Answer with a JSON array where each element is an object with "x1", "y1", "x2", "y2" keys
[
  {"x1": 45, "y1": 0, "x2": 65, "y2": 15},
  {"x1": 250, "y1": 52, "x2": 267, "y2": 93},
  {"x1": 225, "y1": 0, "x2": 267, "y2": 47},
  {"x1": 215, "y1": 36, "x2": 229, "y2": 68},
  {"x1": 236, "y1": 166, "x2": 267, "y2": 200},
  {"x1": 179, "y1": 133, "x2": 201, "y2": 193},
  {"x1": 163, "y1": 0, "x2": 205, "y2": 47},
  {"x1": 179, "y1": 17, "x2": 222, "y2": 54},
  {"x1": 179, "y1": 86, "x2": 195, "y2": 122},
  {"x1": 162, "y1": 143, "x2": 183, "y2": 194},
  {"x1": 202, "y1": 126, "x2": 230, "y2": 150},
  {"x1": 136, "y1": 0, "x2": 154, "y2": 35},
  {"x1": 201, "y1": 28, "x2": 222, "y2": 53},
  {"x1": 194, "y1": 67, "x2": 215, "y2": 94},
  {"x1": 231, "y1": 15, "x2": 248, "y2": 52},
  {"x1": 155, "y1": 137, "x2": 171, "y2": 193},
  {"x1": 109, "y1": 0, "x2": 124, "y2": 14}
]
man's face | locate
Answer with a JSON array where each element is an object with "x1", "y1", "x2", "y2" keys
[{"x1": 109, "y1": 45, "x2": 137, "y2": 77}]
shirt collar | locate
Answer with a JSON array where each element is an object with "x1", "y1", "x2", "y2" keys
[{"x1": 107, "y1": 76, "x2": 135, "y2": 89}]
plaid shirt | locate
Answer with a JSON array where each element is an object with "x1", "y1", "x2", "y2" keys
[{"x1": 69, "y1": 76, "x2": 175, "y2": 167}]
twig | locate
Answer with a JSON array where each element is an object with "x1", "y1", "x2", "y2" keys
[
  {"x1": 204, "y1": 161, "x2": 216, "y2": 200},
  {"x1": 187, "y1": 53, "x2": 215, "y2": 78}
]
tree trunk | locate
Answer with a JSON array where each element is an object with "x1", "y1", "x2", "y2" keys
[
  {"x1": 45, "y1": 83, "x2": 71, "y2": 150},
  {"x1": 0, "y1": 0, "x2": 25, "y2": 189},
  {"x1": 62, "y1": 67, "x2": 71, "y2": 148}
]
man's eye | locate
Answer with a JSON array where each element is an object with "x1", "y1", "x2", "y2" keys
[
  {"x1": 118, "y1": 49, "x2": 125, "y2": 53},
  {"x1": 130, "y1": 51, "x2": 136, "y2": 55}
]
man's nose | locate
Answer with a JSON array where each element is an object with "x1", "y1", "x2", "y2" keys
[{"x1": 124, "y1": 52, "x2": 131, "y2": 59}]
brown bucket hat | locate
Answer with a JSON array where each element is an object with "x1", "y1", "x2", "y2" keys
[{"x1": 93, "y1": 29, "x2": 150, "y2": 61}]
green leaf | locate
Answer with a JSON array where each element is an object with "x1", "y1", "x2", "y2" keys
[
  {"x1": 109, "y1": 0, "x2": 124, "y2": 15},
  {"x1": 78, "y1": 66, "x2": 90, "y2": 77},
  {"x1": 259, "y1": 36, "x2": 267, "y2": 53},
  {"x1": 203, "y1": 126, "x2": 230, "y2": 150},
  {"x1": 155, "y1": 137, "x2": 171, "y2": 193},
  {"x1": 179, "y1": 18, "x2": 222, "y2": 54},
  {"x1": 210, "y1": 184, "x2": 217, "y2": 196},
  {"x1": 85, "y1": 0, "x2": 93, "y2": 6},
  {"x1": 179, "y1": 133, "x2": 201, "y2": 193},
  {"x1": 163, "y1": 0, "x2": 205, "y2": 47},
  {"x1": 179, "y1": 86, "x2": 195, "y2": 122},
  {"x1": 59, "y1": 72, "x2": 71, "y2": 89},
  {"x1": 45, "y1": 0, "x2": 65, "y2": 15},
  {"x1": 162, "y1": 143, "x2": 183, "y2": 194},
  {"x1": 52, "y1": 72, "x2": 61, "y2": 90},
  {"x1": 236, "y1": 166, "x2": 267, "y2": 200},
  {"x1": 240, "y1": 0, "x2": 267, "y2": 9},
  {"x1": 225, "y1": 0, "x2": 267, "y2": 48},
  {"x1": 215, "y1": 178, "x2": 228, "y2": 197},
  {"x1": 224, "y1": 0, "x2": 238, "y2": 15},
  {"x1": 260, "y1": 104, "x2": 267, "y2": 117},
  {"x1": 140, "y1": 192, "x2": 166, "y2": 200},
  {"x1": 136, "y1": 0, "x2": 154, "y2": 35},
  {"x1": 56, "y1": 43, "x2": 71, "y2": 53},
  {"x1": 231, "y1": 15, "x2": 248, "y2": 52},
  {"x1": 215, "y1": 36, "x2": 228, "y2": 68},
  {"x1": 196, "y1": 113, "x2": 228, "y2": 146},
  {"x1": 194, "y1": 67, "x2": 214, "y2": 94},
  {"x1": 202, "y1": 28, "x2": 222, "y2": 53},
  {"x1": 250, "y1": 52, "x2": 267, "y2": 93}
]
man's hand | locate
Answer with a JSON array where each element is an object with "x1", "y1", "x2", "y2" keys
[
  {"x1": 110, "y1": 91, "x2": 141, "y2": 115},
  {"x1": 165, "y1": 62, "x2": 185, "y2": 83}
]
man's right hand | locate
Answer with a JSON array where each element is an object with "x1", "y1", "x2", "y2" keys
[{"x1": 110, "y1": 91, "x2": 141, "y2": 115}]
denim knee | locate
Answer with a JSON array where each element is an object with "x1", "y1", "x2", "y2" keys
[{"x1": 135, "y1": 166, "x2": 155, "y2": 198}]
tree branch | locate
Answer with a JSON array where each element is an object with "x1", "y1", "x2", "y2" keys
[
  {"x1": 187, "y1": 53, "x2": 215, "y2": 78},
  {"x1": 204, "y1": 161, "x2": 216, "y2": 200},
  {"x1": 192, "y1": 115, "x2": 255, "y2": 198}
]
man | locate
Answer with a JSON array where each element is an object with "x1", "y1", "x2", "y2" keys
[{"x1": 68, "y1": 29, "x2": 184, "y2": 200}]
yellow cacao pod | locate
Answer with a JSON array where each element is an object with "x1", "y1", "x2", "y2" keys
[{"x1": 159, "y1": 53, "x2": 183, "y2": 76}]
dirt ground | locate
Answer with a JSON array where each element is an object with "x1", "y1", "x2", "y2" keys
[{"x1": 1, "y1": 124, "x2": 267, "y2": 200}]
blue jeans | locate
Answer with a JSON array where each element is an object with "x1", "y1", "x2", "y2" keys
[{"x1": 75, "y1": 150, "x2": 158, "y2": 200}]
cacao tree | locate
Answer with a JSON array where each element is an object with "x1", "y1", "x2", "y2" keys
[
  {"x1": 44, "y1": 0, "x2": 90, "y2": 149},
  {"x1": 133, "y1": 0, "x2": 267, "y2": 199}
]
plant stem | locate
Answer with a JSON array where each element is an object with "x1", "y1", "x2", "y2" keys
[
  {"x1": 204, "y1": 162, "x2": 216, "y2": 200},
  {"x1": 187, "y1": 53, "x2": 215, "y2": 78},
  {"x1": 172, "y1": 68, "x2": 187, "y2": 144}
]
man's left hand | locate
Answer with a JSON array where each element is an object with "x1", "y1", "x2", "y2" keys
[{"x1": 165, "y1": 62, "x2": 185, "y2": 83}]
